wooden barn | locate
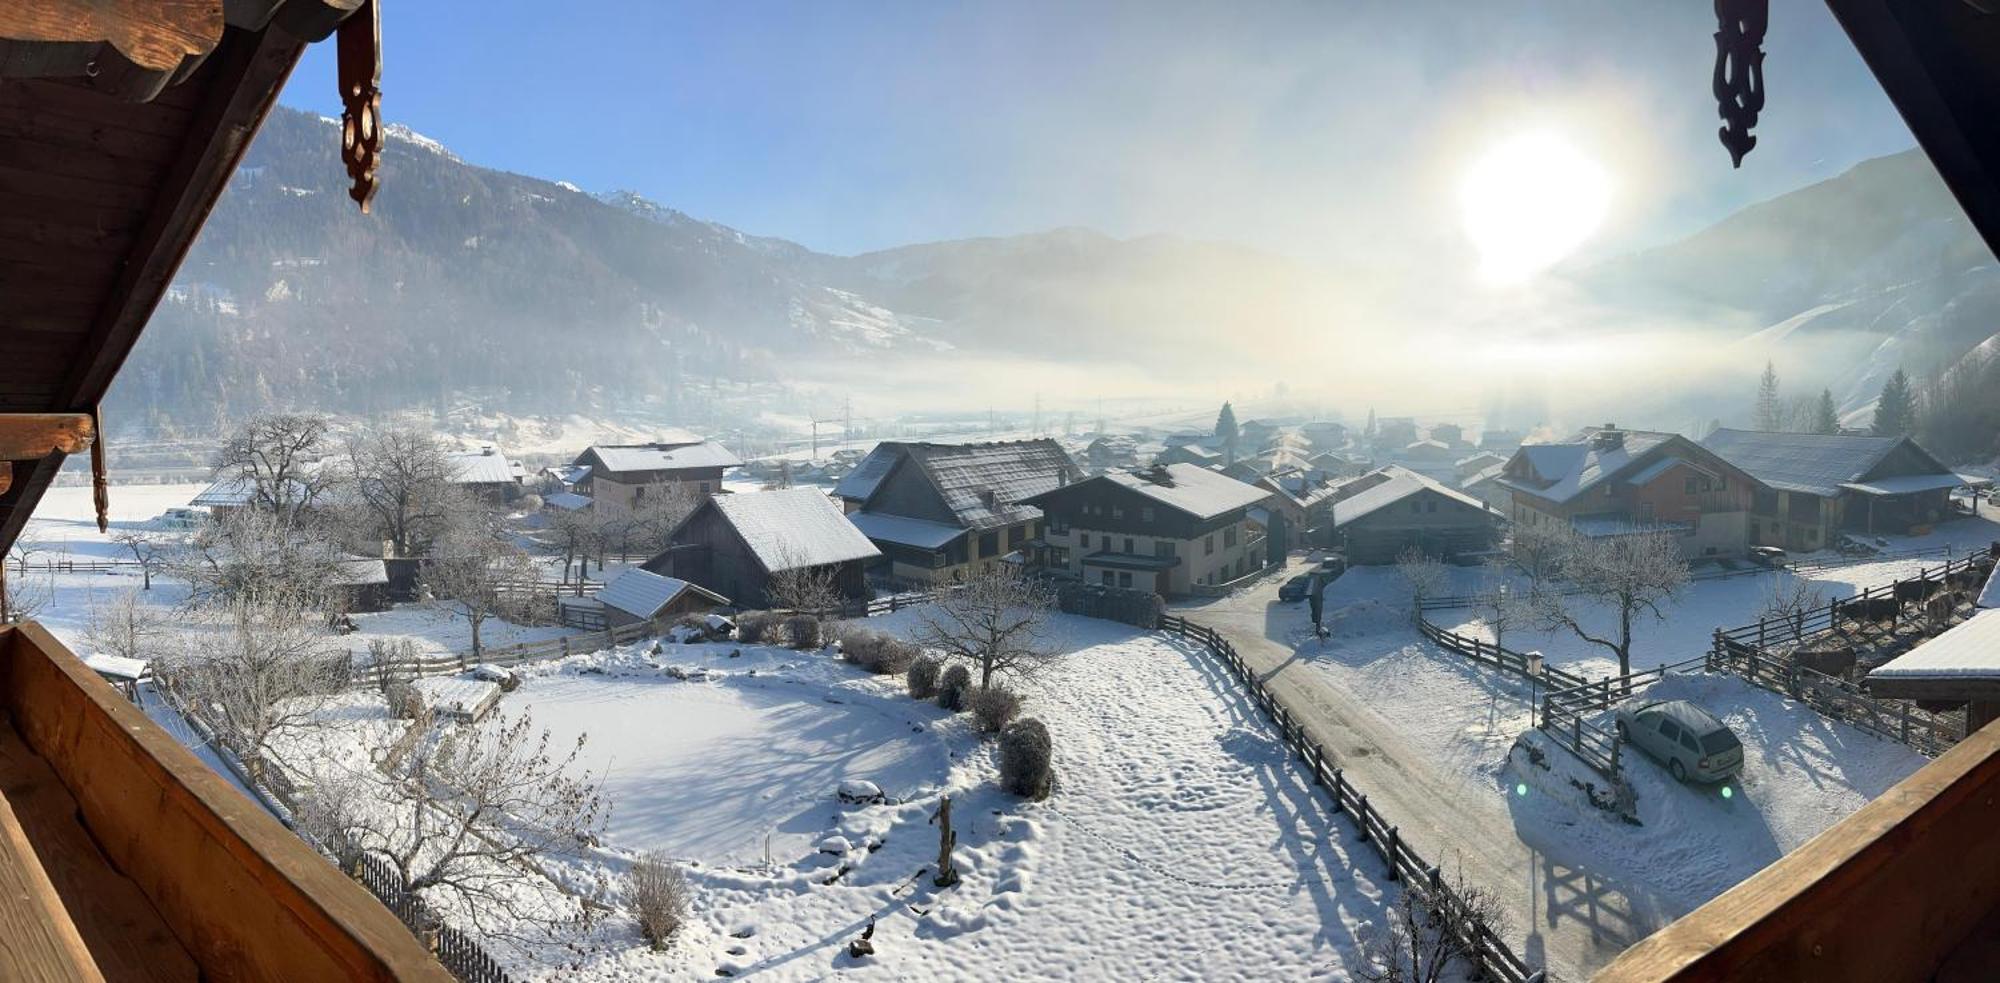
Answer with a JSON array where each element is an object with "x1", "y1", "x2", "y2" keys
[
  {"x1": 1328, "y1": 465, "x2": 1503, "y2": 564},
  {"x1": 646, "y1": 487, "x2": 880, "y2": 609},
  {"x1": 592, "y1": 568, "x2": 728, "y2": 629}
]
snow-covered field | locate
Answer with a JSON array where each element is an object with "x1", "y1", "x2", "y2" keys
[{"x1": 274, "y1": 614, "x2": 1405, "y2": 980}]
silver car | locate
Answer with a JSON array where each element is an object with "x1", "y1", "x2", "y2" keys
[{"x1": 1614, "y1": 699, "x2": 1744, "y2": 784}]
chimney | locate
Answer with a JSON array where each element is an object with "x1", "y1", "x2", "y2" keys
[{"x1": 1593, "y1": 424, "x2": 1624, "y2": 451}]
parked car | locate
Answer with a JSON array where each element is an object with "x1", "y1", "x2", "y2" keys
[
  {"x1": 1316, "y1": 556, "x2": 1347, "y2": 577},
  {"x1": 1278, "y1": 574, "x2": 1316, "y2": 602},
  {"x1": 1748, "y1": 545, "x2": 1788, "y2": 569},
  {"x1": 1614, "y1": 699, "x2": 1744, "y2": 784},
  {"x1": 155, "y1": 506, "x2": 204, "y2": 529}
]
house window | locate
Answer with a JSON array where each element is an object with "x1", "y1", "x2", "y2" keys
[
  {"x1": 1118, "y1": 572, "x2": 1132, "y2": 588},
  {"x1": 1425, "y1": 500, "x2": 1436, "y2": 513},
  {"x1": 1205, "y1": 534, "x2": 1215, "y2": 555},
  {"x1": 979, "y1": 531, "x2": 999, "y2": 556},
  {"x1": 1101, "y1": 570, "x2": 1115, "y2": 585},
  {"x1": 1080, "y1": 533, "x2": 1091, "y2": 549},
  {"x1": 635, "y1": 485, "x2": 647, "y2": 501},
  {"x1": 1123, "y1": 537, "x2": 1134, "y2": 553},
  {"x1": 1685, "y1": 476, "x2": 1698, "y2": 494},
  {"x1": 1140, "y1": 506, "x2": 1155, "y2": 522},
  {"x1": 1008, "y1": 525, "x2": 1026, "y2": 548},
  {"x1": 1223, "y1": 526, "x2": 1237, "y2": 547},
  {"x1": 1050, "y1": 517, "x2": 1069, "y2": 535},
  {"x1": 1155, "y1": 541, "x2": 1176, "y2": 558},
  {"x1": 697, "y1": 482, "x2": 710, "y2": 494}
]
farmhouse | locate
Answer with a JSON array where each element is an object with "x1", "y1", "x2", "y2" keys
[
  {"x1": 594, "y1": 568, "x2": 729, "y2": 628},
  {"x1": 446, "y1": 446, "x2": 523, "y2": 503},
  {"x1": 1701, "y1": 429, "x2": 1977, "y2": 550},
  {"x1": 1020, "y1": 463, "x2": 1272, "y2": 595},
  {"x1": 1499, "y1": 425, "x2": 1760, "y2": 558},
  {"x1": 1083, "y1": 434, "x2": 1140, "y2": 473},
  {"x1": 835, "y1": 439, "x2": 1080, "y2": 584},
  {"x1": 571, "y1": 432, "x2": 742, "y2": 511},
  {"x1": 646, "y1": 487, "x2": 880, "y2": 608},
  {"x1": 1328, "y1": 465, "x2": 1503, "y2": 564},
  {"x1": 1153, "y1": 443, "x2": 1221, "y2": 468},
  {"x1": 1256, "y1": 467, "x2": 1345, "y2": 550},
  {"x1": 1458, "y1": 462, "x2": 1511, "y2": 512}
]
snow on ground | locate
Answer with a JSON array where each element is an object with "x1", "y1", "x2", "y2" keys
[
  {"x1": 370, "y1": 613, "x2": 1406, "y2": 980},
  {"x1": 1279, "y1": 567, "x2": 1926, "y2": 927}
]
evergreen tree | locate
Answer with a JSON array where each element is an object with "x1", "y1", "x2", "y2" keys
[
  {"x1": 1873, "y1": 369, "x2": 1917, "y2": 436},
  {"x1": 1215, "y1": 402, "x2": 1240, "y2": 463},
  {"x1": 1812, "y1": 388, "x2": 1840, "y2": 435},
  {"x1": 1364, "y1": 408, "x2": 1377, "y2": 440},
  {"x1": 1754, "y1": 361, "x2": 1782, "y2": 431}
]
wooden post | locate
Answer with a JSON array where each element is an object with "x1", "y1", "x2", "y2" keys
[
  {"x1": 1355, "y1": 795, "x2": 1369, "y2": 840},
  {"x1": 1385, "y1": 826, "x2": 1401, "y2": 880},
  {"x1": 933, "y1": 795, "x2": 960, "y2": 887},
  {"x1": 1330, "y1": 769, "x2": 1344, "y2": 813}
]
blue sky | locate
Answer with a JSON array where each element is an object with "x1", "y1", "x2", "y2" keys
[{"x1": 285, "y1": 1, "x2": 1917, "y2": 266}]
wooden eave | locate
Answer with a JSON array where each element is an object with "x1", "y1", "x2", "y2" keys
[{"x1": 0, "y1": 3, "x2": 359, "y2": 553}]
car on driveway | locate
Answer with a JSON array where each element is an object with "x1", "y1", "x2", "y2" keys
[
  {"x1": 1614, "y1": 699, "x2": 1744, "y2": 784},
  {"x1": 1278, "y1": 573, "x2": 1316, "y2": 602},
  {"x1": 1748, "y1": 545, "x2": 1788, "y2": 569}
]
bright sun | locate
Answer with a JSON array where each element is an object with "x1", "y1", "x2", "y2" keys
[{"x1": 1459, "y1": 131, "x2": 1611, "y2": 285}]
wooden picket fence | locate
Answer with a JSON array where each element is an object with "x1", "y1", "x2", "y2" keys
[
  {"x1": 352, "y1": 621, "x2": 655, "y2": 686},
  {"x1": 1713, "y1": 550, "x2": 1993, "y2": 653},
  {"x1": 1708, "y1": 633, "x2": 1964, "y2": 756},
  {"x1": 1159, "y1": 614, "x2": 1543, "y2": 983}
]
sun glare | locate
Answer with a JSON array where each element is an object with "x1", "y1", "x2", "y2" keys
[{"x1": 1460, "y1": 131, "x2": 1612, "y2": 285}]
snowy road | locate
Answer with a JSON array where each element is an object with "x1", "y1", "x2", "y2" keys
[{"x1": 1173, "y1": 559, "x2": 1669, "y2": 981}]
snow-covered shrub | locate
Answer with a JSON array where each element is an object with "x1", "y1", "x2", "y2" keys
[
  {"x1": 1000, "y1": 718, "x2": 1053, "y2": 799},
  {"x1": 626, "y1": 850, "x2": 691, "y2": 951},
  {"x1": 736, "y1": 611, "x2": 782, "y2": 644},
  {"x1": 838, "y1": 627, "x2": 887, "y2": 669},
  {"x1": 785, "y1": 614, "x2": 824, "y2": 650},
  {"x1": 967, "y1": 685, "x2": 1022, "y2": 734},
  {"x1": 874, "y1": 637, "x2": 921, "y2": 676},
  {"x1": 907, "y1": 655, "x2": 943, "y2": 699},
  {"x1": 382, "y1": 677, "x2": 424, "y2": 720},
  {"x1": 936, "y1": 664, "x2": 972, "y2": 711}
]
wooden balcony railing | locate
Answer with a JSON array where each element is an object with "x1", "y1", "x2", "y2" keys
[
  {"x1": 1596, "y1": 716, "x2": 2000, "y2": 981},
  {"x1": 0, "y1": 621, "x2": 450, "y2": 982}
]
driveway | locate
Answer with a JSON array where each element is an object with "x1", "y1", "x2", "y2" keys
[{"x1": 1172, "y1": 555, "x2": 1670, "y2": 981}]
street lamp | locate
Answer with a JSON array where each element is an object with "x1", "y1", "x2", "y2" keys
[{"x1": 1527, "y1": 650, "x2": 1545, "y2": 728}]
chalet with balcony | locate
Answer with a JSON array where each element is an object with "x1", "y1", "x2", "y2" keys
[
  {"x1": 1327, "y1": 465, "x2": 1503, "y2": 564},
  {"x1": 1498, "y1": 425, "x2": 1761, "y2": 558},
  {"x1": 834, "y1": 440, "x2": 1079, "y2": 584},
  {"x1": 646, "y1": 487, "x2": 879, "y2": 608},
  {"x1": 571, "y1": 433, "x2": 741, "y2": 511},
  {"x1": 1701, "y1": 428, "x2": 1977, "y2": 551},
  {"x1": 0, "y1": 3, "x2": 453, "y2": 978},
  {"x1": 1020, "y1": 463, "x2": 1272, "y2": 595}
]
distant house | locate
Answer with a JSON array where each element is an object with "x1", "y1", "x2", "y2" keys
[
  {"x1": 334, "y1": 556, "x2": 394, "y2": 613},
  {"x1": 1328, "y1": 465, "x2": 1503, "y2": 564},
  {"x1": 645, "y1": 487, "x2": 880, "y2": 608},
  {"x1": 1500, "y1": 425, "x2": 1761, "y2": 558},
  {"x1": 595, "y1": 568, "x2": 730, "y2": 628},
  {"x1": 1454, "y1": 451, "x2": 1508, "y2": 481},
  {"x1": 446, "y1": 446, "x2": 522, "y2": 503},
  {"x1": 1480, "y1": 428, "x2": 1525, "y2": 452},
  {"x1": 1701, "y1": 429, "x2": 1979, "y2": 550},
  {"x1": 1154, "y1": 443, "x2": 1220, "y2": 468},
  {"x1": 1428, "y1": 423, "x2": 1470, "y2": 449},
  {"x1": 1374, "y1": 416, "x2": 1420, "y2": 449},
  {"x1": 188, "y1": 472, "x2": 324, "y2": 522},
  {"x1": 1459, "y1": 463, "x2": 1511, "y2": 512},
  {"x1": 1300, "y1": 420, "x2": 1347, "y2": 451},
  {"x1": 571, "y1": 432, "x2": 741, "y2": 511},
  {"x1": 1256, "y1": 467, "x2": 1344, "y2": 550},
  {"x1": 1021, "y1": 463, "x2": 1272, "y2": 595},
  {"x1": 835, "y1": 440, "x2": 1080, "y2": 584},
  {"x1": 1084, "y1": 435, "x2": 1140, "y2": 473}
]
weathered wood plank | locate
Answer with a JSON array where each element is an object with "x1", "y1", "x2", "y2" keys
[
  {"x1": 0, "y1": 414, "x2": 91, "y2": 460},
  {"x1": 0, "y1": 784, "x2": 103, "y2": 983}
]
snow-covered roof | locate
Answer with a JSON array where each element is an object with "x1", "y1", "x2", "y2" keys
[
  {"x1": 711, "y1": 487, "x2": 882, "y2": 570},
  {"x1": 544, "y1": 463, "x2": 591, "y2": 486},
  {"x1": 413, "y1": 676, "x2": 502, "y2": 719},
  {"x1": 1980, "y1": 562, "x2": 2000, "y2": 610},
  {"x1": 448, "y1": 449, "x2": 518, "y2": 485},
  {"x1": 543, "y1": 491, "x2": 592, "y2": 511},
  {"x1": 335, "y1": 556, "x2": 390, "y2": 585},
  {"x1": 597, "y1": 568, "x2": 728, "y2": 618},
  {"x1": 1461, "y1": 463, "x2": 1507, "y2": 489},
  {"x1": 847, "y1": 510, "x2": 966, "y2": 550},
  {"x1": 836, "y1": 440, "x2": 1080, "y2": 530},
  {"x1": 1839, "y1": 473, "x2": 1978, "y2": 496},
  {"x1": 1701, "y1": 428, "x2": 1951, "y2": 498},
  {"x1": 84, "y1": 653, "x2": 148, "y2": 681},
  {"x1": 1499, "y1": 428, "x2": 1678, "y2": 504},
  {"x1": 582, "y1": 440, "x2": 742, "y2": 474},
  {"x1": 1455, "y1": 451, "x2": 1507, "y2": 469},
  {"x1": 1259, "y1": 467, "x2": 1342, "y2": 508},
  {"x1": 1098, "y1": 463, "x2": 1270, "y2": 520},
  {"x1": 1331, "y1": 465, "x2": 1492, "y2": 526},
  {"x1": 1867, "y1": 609, "x2": 2000, "y2": 681}
]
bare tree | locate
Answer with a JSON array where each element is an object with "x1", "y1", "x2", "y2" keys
[
  {"x1": 152, "y1": 598, "x2": 346, "y2": 784},
  {"x1": 1509, "y1": 521, "x2": 1569, "y2": 585},
  {"x1": 112, "y1": 528, "x2": 169, "y2": 590},
  {"x1": 764, "y1": 545, "x2": 845, "y2": 614},
  {"x1": 212, "y1": 414, "x2": 338, "y2": 516},
  {"x1": 1531, "y1": 528, "x2": 1690, "y2": 685},
  {"x1": 309, "y1": 711, "x2": 608, "y2": 941},
  {"x1": 1470, "y1": 556, "x2": 1529, "y2": 650},
  {"x1": 915, "y1": 568, "x2": 1057, "y2": 689},
  {"x1": 85, "y1": 588, "x2": 164, "y2": 664},
  {"x1": 1356, "y1": 862, "x2": 1510, "y2": 983},
  {"x1": 424, "y1": 522, "x2": 546, "y2": 659},
  {"x1": 343, "y1": 428, "x2": 459, "y2": 558},
  {"x1": 600, "y1": 483, "x2": 700, "y2": 560},
  {"x1": 544, "y1": 504, "x2": 602, "y2": 586},
  {"x1": 1394, "y1": 547, "x2": 1452, "y2": 622},
  {"x1": 174, "y1": 508, "x2": 347, "y2": 612},
  {"x1": 0, "y1": 561, "x2": 53, "y2": 624},
  {"x1": 1758, "y1": 575, "x2": 1826, "y2": 636}
]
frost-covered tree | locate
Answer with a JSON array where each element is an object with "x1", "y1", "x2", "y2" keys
[
  {"x1": 212, "y1": 414, "x2": 338, "y2": 516},
  {"x1": 1470, "y1": 557, "x2": 1528, "y2": 650},
  {"x1": 1394, "y1": 547, "x2": 1452, "y2": 621},
  {"x1": 153, "y1": 597, "x2": 346, "y2": 784},
  {"x1": 1754, "y1": 361, "x2": 1782, "y2": 431},
  {"x1": 174, "y1": 507, "x2": 347, "y2": 613},
  {"x1": 765, "y1": 548, "x2": 845, "y2": 615},
  {"x1": 1215, "y1": 401, "x2": 1240, "y2": 463},
  {"x1": 111, "y1": 528, "x2": 169, "y2": 590},
  {"x1": 423, "y1": 522, "x2": 547, "y2": 658},
  {"x1": 1531, "y1": 528, "x2": 1689, "y2": 686},
  {"x1": 1356, "y1": 862, "x2": 1509, "y2": 983},
  {"x1": 342, "y1": 428, "x2": 460, "y2": 558},
  {"x1": 1812, "y1": 388, "x2": 1841, "y2": 435},
  {"x1": 1873, "y1": 368, "x2": 1917, "y2": 436},
  {"x1": 916, "y1": 568, "x2": 1057, "y2": 689},
  {"x1": 85, "y1": 588, "x2": 164, "y2": 665}
]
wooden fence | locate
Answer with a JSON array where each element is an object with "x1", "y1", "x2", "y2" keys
[
  {"x1": 1159, "y1": 614, "x2": 1543, "y2": 983},
  {"x1": 352, "y1": 622, "x2": 655, "y2": 686},
  {"x1": 1416, "y1": 619, "x2": 1589, "y2": 691},
  {"x1": 1712, "y1": 550, "x2": 1993, "y2": 653},
  {"x1": 1707, "y1": 634, "x2": 1964, "y2": 756}
]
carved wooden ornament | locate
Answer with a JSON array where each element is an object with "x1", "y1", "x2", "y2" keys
[
  {"x1": 338, "y1": 0, "x2": 382, "y2": 211},
  {"x1": 1713, "y1": 0, "x2": 1767, "y2": 168}
]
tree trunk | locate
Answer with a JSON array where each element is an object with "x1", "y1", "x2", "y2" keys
[{"x1": 1618, "y1": 598, "x2": 1634, "y2": 693}]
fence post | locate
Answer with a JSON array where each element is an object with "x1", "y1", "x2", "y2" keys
[
  {"x1": 1330, "y1": 769, "x2": 1344, "y2": 813},
  {"x1": 1385, "y1": 826, "x2": 1400, "y2": 880},
  {"x1": 1354, "y1": 795, "x2": 1369, "y2": 840}
]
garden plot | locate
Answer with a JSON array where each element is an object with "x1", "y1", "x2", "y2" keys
[{"x1": 435, "y1": 614, "x2": 1403, "y2": 980}]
